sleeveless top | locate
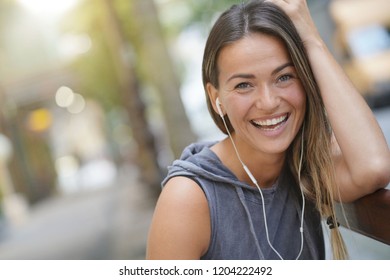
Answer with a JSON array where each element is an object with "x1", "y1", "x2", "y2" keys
[{"x1": 162, "y1": 141, "x2": 325, "y2": 260}]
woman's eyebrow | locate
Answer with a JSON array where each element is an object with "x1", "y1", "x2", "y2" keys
[
  {"x1": 271, "y1": 62, "x2": 294, "y2": 75},
  {"x1": 226, "y1": 73, "x2": 255, "y2": 83}
]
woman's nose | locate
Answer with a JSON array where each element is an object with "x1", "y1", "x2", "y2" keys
[{"x1": 255, "y1": 86, "x2": 280, "y2": 111}]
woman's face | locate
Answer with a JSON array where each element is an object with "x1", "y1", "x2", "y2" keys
[{"x1": 208, "y1": 33, "x2": 306, "y2": 156}]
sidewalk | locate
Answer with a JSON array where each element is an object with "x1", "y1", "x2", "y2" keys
[{"x1": 0, "y1": 167, "x2": 156, "y2": 260}]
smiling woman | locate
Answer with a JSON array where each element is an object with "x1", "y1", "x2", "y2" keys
[{"x1": 146, "y1": 0, "x2": 390, "y2": 260}]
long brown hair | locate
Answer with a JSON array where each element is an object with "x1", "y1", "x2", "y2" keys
[{"x1": 202, "y1": 0, "x2": 347, "y2": 259}]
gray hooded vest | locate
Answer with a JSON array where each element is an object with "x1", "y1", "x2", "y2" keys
[{"x1": 162, "y1": 141, "x2": 325, "y2": 260}]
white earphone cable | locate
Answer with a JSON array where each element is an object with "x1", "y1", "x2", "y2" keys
[{"x1": 217, "y1": 98, "x2": 305, "y2": 260}]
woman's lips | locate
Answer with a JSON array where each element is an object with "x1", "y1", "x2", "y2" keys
[{"x1": 251, "y1": 113, "x2": 290, "y2": 130}]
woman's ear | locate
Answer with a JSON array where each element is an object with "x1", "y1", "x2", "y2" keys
[{"x1": 206, "y1": 82, "x2": 222, "y2": 116}]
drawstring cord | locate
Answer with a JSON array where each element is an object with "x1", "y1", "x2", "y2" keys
[{"x1": 235, "y1": 186, "x2": 265, "y2": 259}]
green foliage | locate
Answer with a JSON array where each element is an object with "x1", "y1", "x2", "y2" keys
[
  {"x1": 185, "y1": 0, "x2": 243, "y2": 26},
  {"x1": 158, "y1": 0, "x2": 241, "y2": 38},
  {"x1": 58, "y1": 0, "x2": 241, "y2": 112},
  {"x1": 60, "y1": 0, "x2": 122, "y2": 111}
]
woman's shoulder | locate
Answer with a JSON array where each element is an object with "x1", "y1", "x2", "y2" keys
[
  {"x1": 162, "y1": 176, "x2": 208, "y2": 204},
  {"x1": 146, "y1": 176, "x2": 210, "y2": 259}
]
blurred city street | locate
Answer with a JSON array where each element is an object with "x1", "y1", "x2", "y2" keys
[
  {"x1": 0, "y1": 0, "x2": 389, "y2": 262},
  {"x1": 0, "y1": 165, "x2": 156, "y2": 260}
]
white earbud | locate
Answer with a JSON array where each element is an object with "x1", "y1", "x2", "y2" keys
[{"x1": 216, "y1": 97, "x2": 224, "y2": 118}]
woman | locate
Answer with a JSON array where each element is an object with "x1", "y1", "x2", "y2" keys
[{"x1": 146, "y1": 0, "x2": 390, "y2": 259}]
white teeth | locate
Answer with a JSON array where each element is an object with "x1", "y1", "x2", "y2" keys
[{"x1": 253, "y1": 114, "x2": 288, "y2": 127}]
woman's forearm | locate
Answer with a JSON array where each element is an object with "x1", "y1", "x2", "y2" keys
[{"x1": 306, "y1": 39, "x2": 390, "y2": 196}]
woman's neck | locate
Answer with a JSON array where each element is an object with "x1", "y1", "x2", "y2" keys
[{"x1": 212, "y1": 137, "x2": 286, "y2": 188}]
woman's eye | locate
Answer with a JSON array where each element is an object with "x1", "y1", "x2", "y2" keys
[
  {"x1": 235, "y1": 82, "x2": 251, "y2": 89},
  {"x1": 278, "y1": 74, "x2": 293, "y2": 83}
]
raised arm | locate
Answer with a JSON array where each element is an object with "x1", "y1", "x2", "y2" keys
[{"x1": 270, "y1": 0, "x2": 390, "y2": 202}]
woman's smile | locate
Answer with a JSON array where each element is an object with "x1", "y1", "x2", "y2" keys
[
  {"x1": 251, "y1": 112, "x2": 289, "y2": 130},
  {"x1": 250, "y1": 112, "x2": 291, "y2": 138}
]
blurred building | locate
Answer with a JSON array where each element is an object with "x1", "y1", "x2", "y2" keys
[
  {"x1": 0, "y1": 2, "x2": 113, "y2": 225},
  {"x1": 330, "y1": 0, "x2": 390, "y2": 104}
]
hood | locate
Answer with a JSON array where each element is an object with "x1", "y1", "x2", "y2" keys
[{"x1": 162, "y1": 141, "x2": 255, "y2": 190}]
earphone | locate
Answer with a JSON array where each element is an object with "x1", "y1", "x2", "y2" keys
[
  {"x1": 216, "y1": 97, "x2": 224, "y2": 117},
  {"x1": 215, "y1": 97, "x2": 305, "y2": 260}
]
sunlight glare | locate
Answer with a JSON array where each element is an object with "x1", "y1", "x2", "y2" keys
[{"x1": 17, "y1": 0, "x2": 78, "y2": 16}]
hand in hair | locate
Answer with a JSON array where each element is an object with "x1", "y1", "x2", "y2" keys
[{"x1": 266, "y1": 0, "x2": 321, "y2": 47}]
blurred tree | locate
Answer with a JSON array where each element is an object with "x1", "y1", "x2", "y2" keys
[
  {"x1": 61, "y1": 0, "x2": 205, "y2": 192},
  {"x1": 117, "y1": 0, "x2": 197, "y2": 157},
  {"x1": 100, "y1": 0, "x2": 163, "y2": 190},
  {"x1": 157, "y1": 0, "x2": 240, "y2": 37},
  {"x1": 185, "y1": 0, "x2": 240, "y2": 25},
  {"x1": 65, "y1": 0, "x2": 164, "y2": 190}
]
